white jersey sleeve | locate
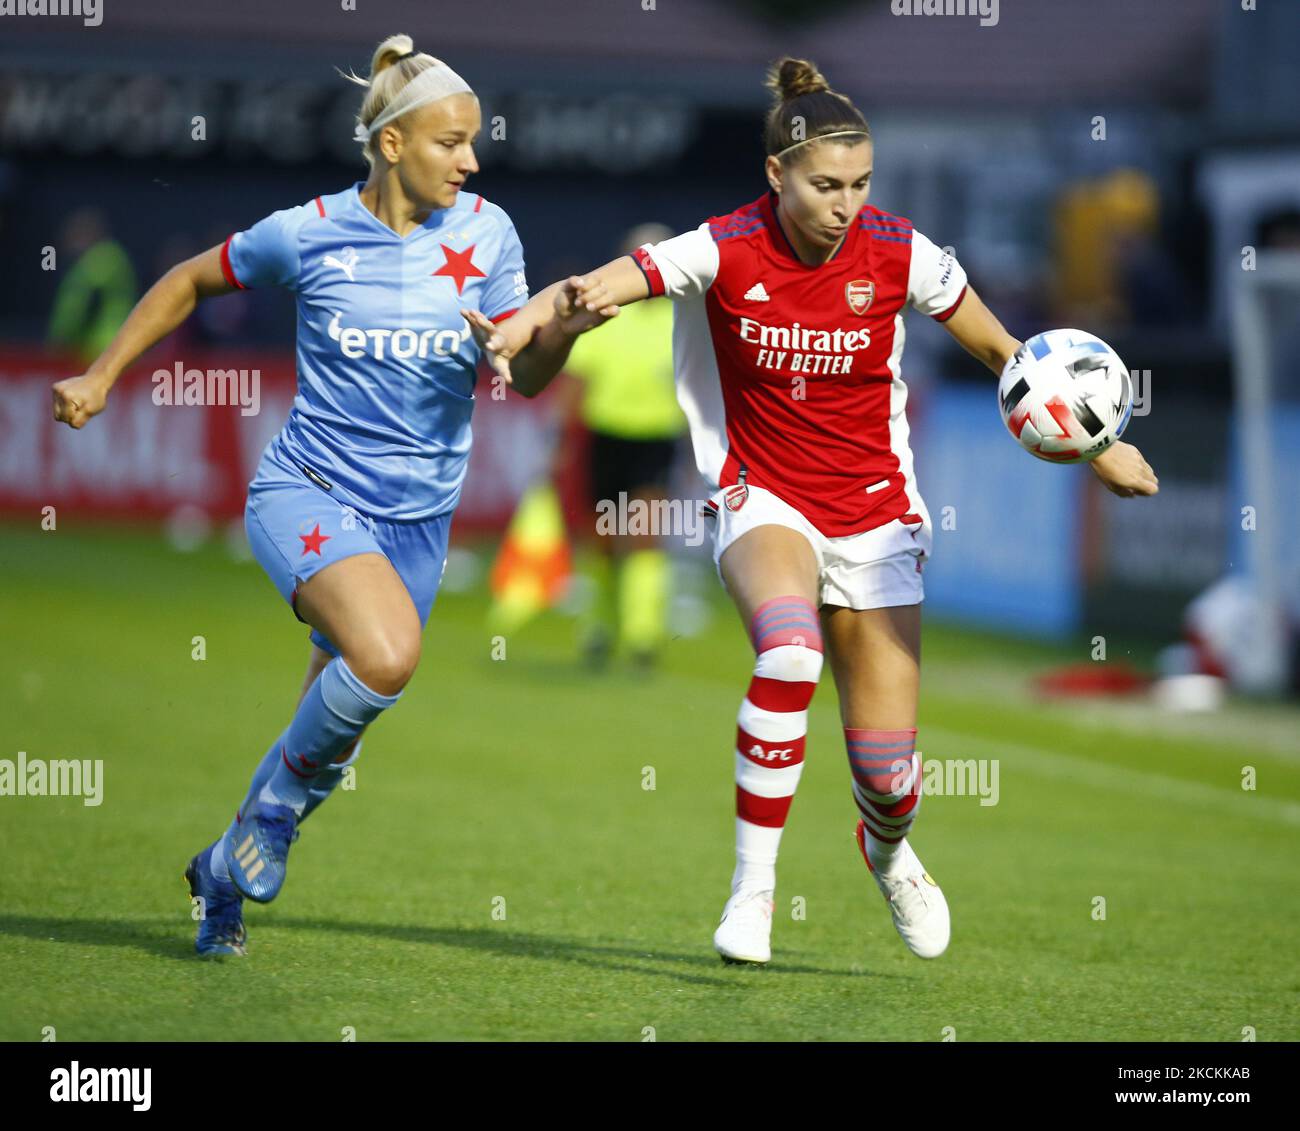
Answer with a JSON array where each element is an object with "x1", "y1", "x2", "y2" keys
[
  {"x1": 908, "y1": 229, "x2": 968, "y2": 322},
  {"x1": 631, "y1": 223, "x2": 720, "y2": 301}
]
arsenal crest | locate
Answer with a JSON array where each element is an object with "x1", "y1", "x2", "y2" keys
[
  {"x1": 846, "y1": 279, "x2": 875, "y2": 316},
  {"x1": 723, "y1": 484, "x2": 749, "y2": 512}
]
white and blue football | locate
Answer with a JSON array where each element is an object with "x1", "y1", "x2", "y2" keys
[{"x1": 997, "y1": 329, "x2": 1133, "y2": 463}]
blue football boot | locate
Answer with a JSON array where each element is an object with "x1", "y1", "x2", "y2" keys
[
  {"x1": 184, "y1": 843, "x2": 247, "y2": 957},
  {"x1": 221, "y1": 798, "x2": 298, "y2": 903}
]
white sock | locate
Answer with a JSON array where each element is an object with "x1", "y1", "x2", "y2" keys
[
  {"x1": 732, "y1": 818, "x2": 781, "y2": 894},
  {"x1": 864, "y1": 827, "x2": 907, "y2": 875}
]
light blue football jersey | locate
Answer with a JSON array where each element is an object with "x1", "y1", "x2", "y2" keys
[{"x1": 223, "y1": 181, "x2": 529, "y2": 521}]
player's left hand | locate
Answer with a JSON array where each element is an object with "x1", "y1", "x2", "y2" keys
[{"x1": 1091, "y1": 441, "x2": 1159, "y2": 497}]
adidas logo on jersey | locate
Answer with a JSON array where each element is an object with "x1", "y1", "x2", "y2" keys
[{"x1": 744, "y1": 281, "x2": 770, "y2": 302}]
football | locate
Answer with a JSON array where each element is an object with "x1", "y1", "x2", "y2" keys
[{"x1": 997, "y1": 329, "x2": 1133, "y2": 463}]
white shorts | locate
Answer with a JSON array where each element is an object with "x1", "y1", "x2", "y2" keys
[{"x1": 702, "y1": 483, "x2": 931, "y2": 610}]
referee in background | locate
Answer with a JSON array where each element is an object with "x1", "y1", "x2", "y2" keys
[{"x1": 559, "y1": 223, "x2": 687, "y2": 669}]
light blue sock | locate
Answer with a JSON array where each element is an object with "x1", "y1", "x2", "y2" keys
[
  {"x1": 259, "y1": 657, "x2": 399, "y2": 815},
  {"x1": 211, "y1": 728, "x2": 288, "y2": 882},
  {"x1": 300, "y1": 739, "x2": 363, "y2": 824},
  {"x1": 211, "y1": 729, "x2": 363, "y2": 882}
]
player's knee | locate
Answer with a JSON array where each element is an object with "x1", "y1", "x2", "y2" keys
[
  {"x1": 754, "y1": 640, "x2": 824, "y2": 699},
  {"x1": 749, "y1": 596, "x2": 824, "y2": 693},
  {"x1": 347, "y1": 634, "x2": 421, "y2": 696}
]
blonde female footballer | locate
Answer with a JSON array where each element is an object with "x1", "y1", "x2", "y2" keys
[{"x1": 51, "y1": 34, "x2": 609, "y2": 957}]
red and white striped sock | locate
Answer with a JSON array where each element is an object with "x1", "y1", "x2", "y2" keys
[
  {"x1": 732, "y1": 596, "x2": 824, "y2": 895},
  {"x1": 845, "y1": 727, "x2": 922, "y2": 874}
]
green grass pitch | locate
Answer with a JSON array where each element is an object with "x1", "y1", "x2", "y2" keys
[{"x1": 1, "y1": 522, "x2": 1297, "y2": 1041}]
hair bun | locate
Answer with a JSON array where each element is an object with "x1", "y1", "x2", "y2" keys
[
  {"x1": 761, "y1": 57, "x2": 868, "y2": 161},
  {"x1": 767, "y1": 57, "x2": 831, "y2": 102},
  {"x1": 370, "y1": 33, "x2": 417, "y2": 82}
]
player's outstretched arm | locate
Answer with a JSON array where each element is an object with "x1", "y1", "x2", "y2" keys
[
  {"x1": 940, "y1": 285, "x2": 1158, "y2": 498},
  {"x1": 938, "y1": 285, "x2": 1021, "y2": 376},
  {"x1": 463, "y1": 255, "x2": 651, "y2": 398},
  {"x1": 51, "y1": 243, "x2": 237, "y2": 429}
]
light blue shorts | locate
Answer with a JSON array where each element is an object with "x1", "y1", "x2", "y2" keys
[{"x1": 244, "y1": 448, "x2": 453, "y2": 657}]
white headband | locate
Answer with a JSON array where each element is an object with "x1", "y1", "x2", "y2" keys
[
  {"x1": 776, "y1": 129, "x2": 869, "y2": 158},
  {"x1": 354, "y1": 60, "x2": 474, "y2": 147}
]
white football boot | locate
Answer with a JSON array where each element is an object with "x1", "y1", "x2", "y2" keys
[
  {"x1": 713, "y1": 888, "x2": 775, "y2": 965},
  {"x1": 855, "y1": 820, "x2": 950, "y2": 959}
]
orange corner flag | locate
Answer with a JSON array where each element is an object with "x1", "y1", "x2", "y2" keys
[{"x1": 487, "y1": 481, "x2": 572, "y2": 633}]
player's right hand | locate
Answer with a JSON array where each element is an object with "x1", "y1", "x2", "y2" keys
[
  {"x1": 52, "y1": 373, "x2": 110, "y2": 429},
  {"x1": 462, "y1": 308, "x2": 522, "y2": 385}
]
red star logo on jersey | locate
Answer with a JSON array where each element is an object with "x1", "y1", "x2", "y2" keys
[
  {"x1": 299, "y1": 523, "x2": 331, "y2": 556},
  {"x1": 432, "y1": 244, "x2": 487, "y2": 295}
]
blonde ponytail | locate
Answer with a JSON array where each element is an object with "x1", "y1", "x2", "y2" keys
[{"x1": 340, "y1": 34, "x2": 447, "y2": 167}]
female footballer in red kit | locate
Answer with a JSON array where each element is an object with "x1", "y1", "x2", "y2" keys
[{"x1": 467, "y1": 58, "x2": 1159, "y2": 965}]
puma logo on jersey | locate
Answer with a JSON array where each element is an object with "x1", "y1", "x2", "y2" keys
[
  {"x1": 744, "y1": 281, "x2": 771, "y2": 302},
  {"x1": 323, "y1": 247, "x2": 360, "y2": 281}
]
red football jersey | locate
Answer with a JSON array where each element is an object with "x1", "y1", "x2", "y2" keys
[{"x1": 632, "y1": 190, "x2": 967, "y2": 538}]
